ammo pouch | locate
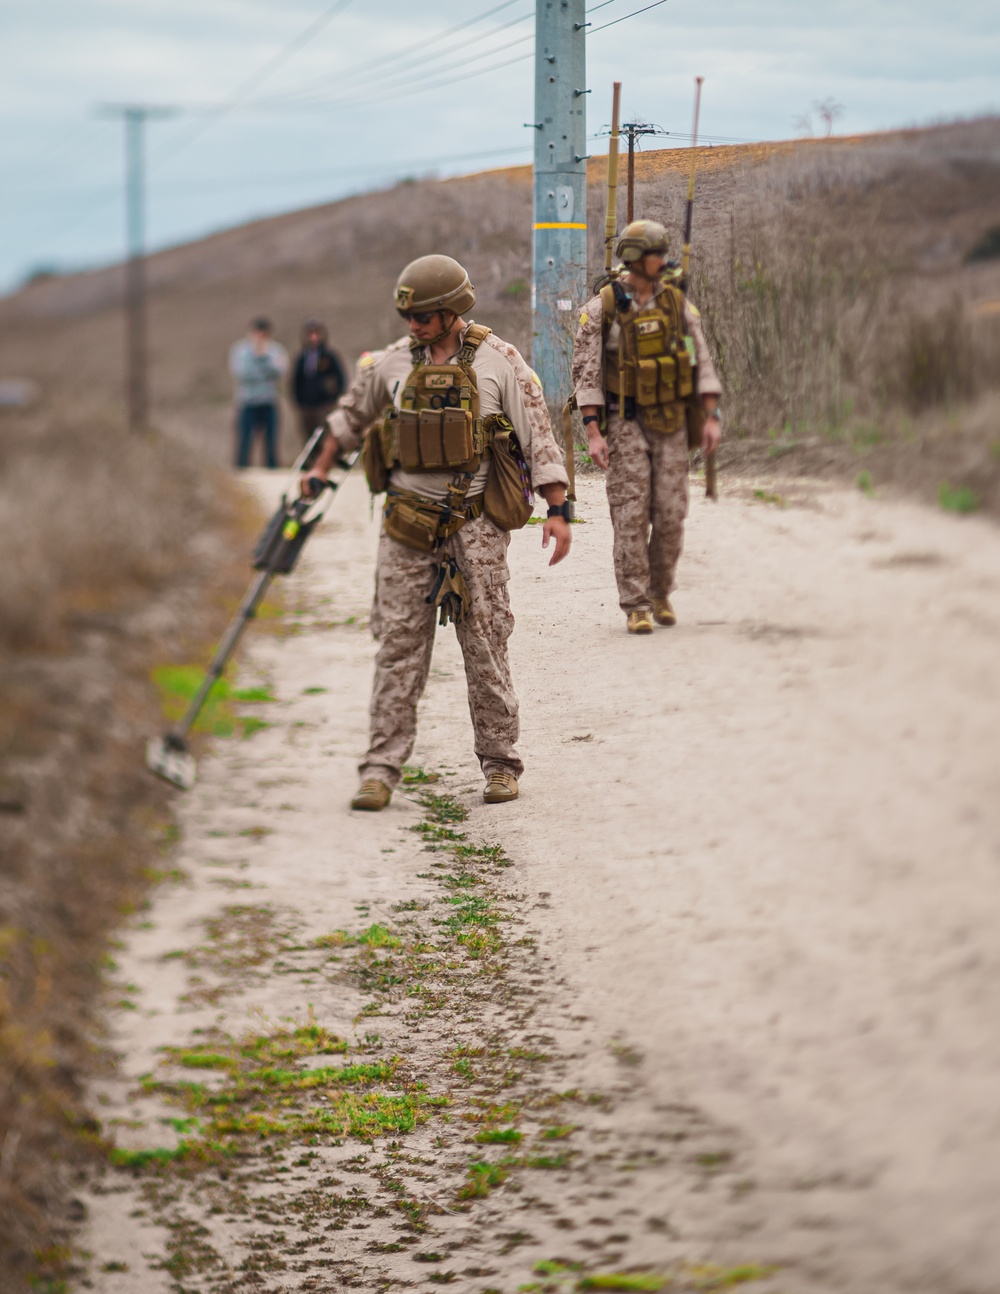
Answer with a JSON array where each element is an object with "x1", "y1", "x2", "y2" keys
[
  {"x1": 382, "y1": 488, "x2": 483, "y2": 554},
  {"x1": 483, "y1": 417, "x2": 533, "y2": 532},
  {"x1": 607, "y1": 283, "x2": 694, "y2": 436},
  {"x1": 395, "y1": 404, "x2": 480, "y2": 472}
]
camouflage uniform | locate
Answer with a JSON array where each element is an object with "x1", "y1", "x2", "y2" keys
[
  {"x1": 328, "y1": 325, "x2": 567, "y2": 789},
  {"x1": 572, "y1": 289, "x2": 721, "y2": 614}
]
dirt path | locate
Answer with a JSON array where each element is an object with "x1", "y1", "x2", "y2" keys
[{"x1": 78, "y1": 468, "x2": 1000, "y2": 1294}]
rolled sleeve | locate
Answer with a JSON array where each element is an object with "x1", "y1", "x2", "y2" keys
[
  {"x1": 683, "y1": 300, "x2": 722, "y2": 397},
  {"x1": 326, "y1": 352, "x2": 387, "y2": 452},
  {"x1": 571, "y1": 295, "x2": 606, "y2": 407}
]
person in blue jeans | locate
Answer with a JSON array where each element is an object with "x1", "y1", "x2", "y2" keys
[{"x1": 229, "y1": 318, "x2": 289, "y2": 468}]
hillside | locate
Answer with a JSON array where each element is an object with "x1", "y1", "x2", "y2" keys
[{"x1": 1, "y1": 118, "x2": 998, "y2": 497}]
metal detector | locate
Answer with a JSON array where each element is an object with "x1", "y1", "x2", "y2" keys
[{"x1": 146, "y1": 426, "x2": 358, "y2": 790}]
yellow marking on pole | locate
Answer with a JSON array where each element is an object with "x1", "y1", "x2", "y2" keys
[{"x1": 533, "y1": 221, "x2": 588, "y2": 229}]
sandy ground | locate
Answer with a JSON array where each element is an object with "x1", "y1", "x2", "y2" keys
[{"x1": 78, "y1": 466, "x2": 1000, "y2": 1294}]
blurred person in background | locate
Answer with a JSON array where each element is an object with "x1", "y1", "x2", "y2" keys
[
  {"x1": 229, "y1": 317, "x2": 289, "y2": 468},
  {"x1": 291, "y1": 319, "x2": 346, "y2": 448}
]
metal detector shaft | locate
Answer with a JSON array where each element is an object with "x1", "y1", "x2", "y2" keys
[{"x1": 173, "y1": 567, "x2": 275, "y2": 744}]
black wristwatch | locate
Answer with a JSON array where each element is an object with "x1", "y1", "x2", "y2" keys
[
  {"x1": 582, "y1": 414, "x2": 600, "y2": 427},
  {"x1": 547, "y1": 501, "x2": 572, "y2": 522}
]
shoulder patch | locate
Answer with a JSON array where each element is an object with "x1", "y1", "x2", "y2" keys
[
  {"x1": 530, "y1": 369, "x2": 543, "y2": 388},
  {"x1": 358, "y1": 352, "x2": 376, "y2": 368},
  {"x1": 688, "y1": 303, "x2": 701, "y2": 319},
  {"x1": 579, "y1": 311, "x2": 589, "y2": 325}
]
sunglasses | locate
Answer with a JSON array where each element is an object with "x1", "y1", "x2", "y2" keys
[{"x1": 404, "y1": 311, "x2": 439, "y2": 325}]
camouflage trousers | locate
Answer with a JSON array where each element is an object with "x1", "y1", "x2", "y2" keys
[
  {"x1": 361, "y1": 513, "x2": 521, "y2": 790},
  {"x1": 605, "y1": 414, "x2": 690, "y2": 614}
]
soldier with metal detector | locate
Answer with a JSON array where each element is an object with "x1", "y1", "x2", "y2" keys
[
  {"x1": 571, "y1": 81, "x2": 721, "y2": 635},
  {"x1": 305, "y1": 255, "x2": 572, "y2": 811}
]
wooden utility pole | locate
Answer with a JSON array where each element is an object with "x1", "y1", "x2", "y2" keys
[
  {"x1": 99, "y1": 104, "x2": 175, "y2": 432},
  {"x1": 622, "y1": 121, "x2": 664, "y2": 222}
]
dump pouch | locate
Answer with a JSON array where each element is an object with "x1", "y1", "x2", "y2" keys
[{"x1": 483, "y1": 419, "x2": 533, "y2": 531}]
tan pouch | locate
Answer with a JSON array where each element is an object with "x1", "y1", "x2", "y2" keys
[
  {"x1": 677, "y1": 348, "x2": 694, "y2": 398},
  {"x1": 417, "y1": 409, "x2": 445, "y2": 468},
  {"x1": 642, "y1": 403, "x2": 686, "y2": 436},
  {"x1": 382, "y1": 495, "x2": 440, "y2": 552},
  {"x1": 635, "y1": 317, "x2": 665, "y2": 357},
  {"x1": 441, "y1": 407, "x2": 475, "y2": 466},
  {"x1": 484, "y1": 427, "x2": 533, "y2": 531},
  {"x1": 396, "y1": 409, "x2": 420, "y2": 469},
  {"x1": 656, "y1": 354, "x2": 677, "y2": 403},
  {"x1": 362, "y1": 422, "x2": 389, "y2": 494},
  {"x1": 636, "y1": 358, "x2": 659, "y2": 407}
]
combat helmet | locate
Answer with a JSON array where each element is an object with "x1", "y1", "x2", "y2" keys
[
  {"x1": 615, "y1": 219, "x2": 669, "y2": 265},
  {"x1": 394, "y1": 255, "x2": 476, "y2": 319}
]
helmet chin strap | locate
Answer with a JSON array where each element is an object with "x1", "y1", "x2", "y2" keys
[{"x1": 411, "y1": 311, "x2": 459, "y2": 349}]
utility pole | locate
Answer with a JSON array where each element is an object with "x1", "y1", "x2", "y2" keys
[
  {"x1": 529, "y1": 0, "x2": 587, "y2": 411},
  {"x1": 622, "y1": 120, "x2": 668, "y2": 222},
  {"x1": 99, "y1": 104, "x2": 175, "y2": 433}
]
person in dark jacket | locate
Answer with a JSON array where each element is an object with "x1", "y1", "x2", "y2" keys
[{"x1": 291, "y1": 319, "x2": 346, "y2": 446}]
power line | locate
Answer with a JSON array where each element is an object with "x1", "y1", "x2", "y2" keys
[
  {"x1": 255, "y1": 1, "x2": 530, "y2": 108},
  {"x1": 268, "y1": 30, "x2": 535, "y2": 111},
  {"x1": 154, "y1": 0, "x2": 354, "y2": 167},
  {"x1": 590, "y1": 0, "x2": 670, "y2": 33}
]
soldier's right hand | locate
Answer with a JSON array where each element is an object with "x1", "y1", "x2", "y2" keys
[
  {"x1": 300, "y1": 470, "x2": 327, "y2": 499},
  {"x1": 587, "y1": 430, "x2": 610, "y2": 471}
]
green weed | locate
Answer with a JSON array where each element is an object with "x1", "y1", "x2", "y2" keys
[
  {"x1": 856, "y1": 469, "x2": 874, "y2": 496},
  {"x1": 689, "y1": 1264, "x2": 776, "y2": 1289},
  {"x1": 752, "y1": 489, "x2": 785, "y2": 507},
  {"x1": 475, "y1": 1127, "x2": 522, "y2": 1144},
  {"x1": 938, "y1": 481, "x2": 979, "y2": 514},
  {"x1": 457, "y1": 1160, "x2": 508, "y2": 1199}
]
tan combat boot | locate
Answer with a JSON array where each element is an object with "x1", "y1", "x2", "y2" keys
[
  {"x1": 351, "y1": 779, "x2": 392, "y2": 812},
  {"x1": 483, "y1": 770, "x2": 519, "y2": 804},
  {"x1": 626, "y1": 609, "x2": 654, "y2": 635},
  {"x1": 652, "y1": 597, "x2": 676, "y2": 626}
]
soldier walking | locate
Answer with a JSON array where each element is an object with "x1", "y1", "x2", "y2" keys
[
  {"x1": 306, "y1": 255, "x2": 572, "y2": 810},
  {"x1": 571, "y1": 220, "x2": 721, "y2": 633}
]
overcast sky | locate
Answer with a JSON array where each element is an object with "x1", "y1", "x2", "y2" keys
[{"x1": 1, "y1": 0, "x2": 997, "y2": 294}]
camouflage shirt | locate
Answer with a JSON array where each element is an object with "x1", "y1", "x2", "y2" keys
[
  {"x1": 328, "y1": 324, "x2": 568, "y2": 503},
  {"x1": 571, "y1": 285, "x2": 722, "y2": 409}
]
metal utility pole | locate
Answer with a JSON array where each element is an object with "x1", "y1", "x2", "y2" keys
[
  {"x1": 99, "y1": 104, "x2": 175, "y2": 433},
  {"x1": 529, "y1": 0, "x2": 587, "y2": 411}
]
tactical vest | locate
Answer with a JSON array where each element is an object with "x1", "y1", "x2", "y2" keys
[
  {"x1": 380, "y1": 323, "x2": 493, "y2": 473},
  {"x1": 602, "y1": 282, "x2": 694, "y2": 435}
]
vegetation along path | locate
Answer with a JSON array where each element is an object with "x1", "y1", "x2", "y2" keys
[{"x1": 79, "y1": 467, "x2": 1000, "y2": 1294}]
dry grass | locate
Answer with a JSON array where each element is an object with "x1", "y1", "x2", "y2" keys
[{"x1": 0, "y1": 406, "x2": 251, "y2": 1291}]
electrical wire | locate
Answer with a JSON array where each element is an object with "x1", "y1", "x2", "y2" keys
[
  {"x1": 590, "y1": 0, "x2": 670, "y2": 33},
  {"x1": 154, "y1": 0, "x2": 354, "y2": 167},
  {"x1": 268, "y1": 30, "x2": 535, "y2": 111},
  {"x1": 254, "y1": 0, "x2": 530, "y2": 108}
]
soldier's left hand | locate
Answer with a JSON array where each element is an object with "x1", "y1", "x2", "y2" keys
[
  {"x1": 702, "y1": 416, "x2": 721, "y2": 456},
  {"x1": 542, "y1": 517, "x2": 572, "y2": 566}
]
